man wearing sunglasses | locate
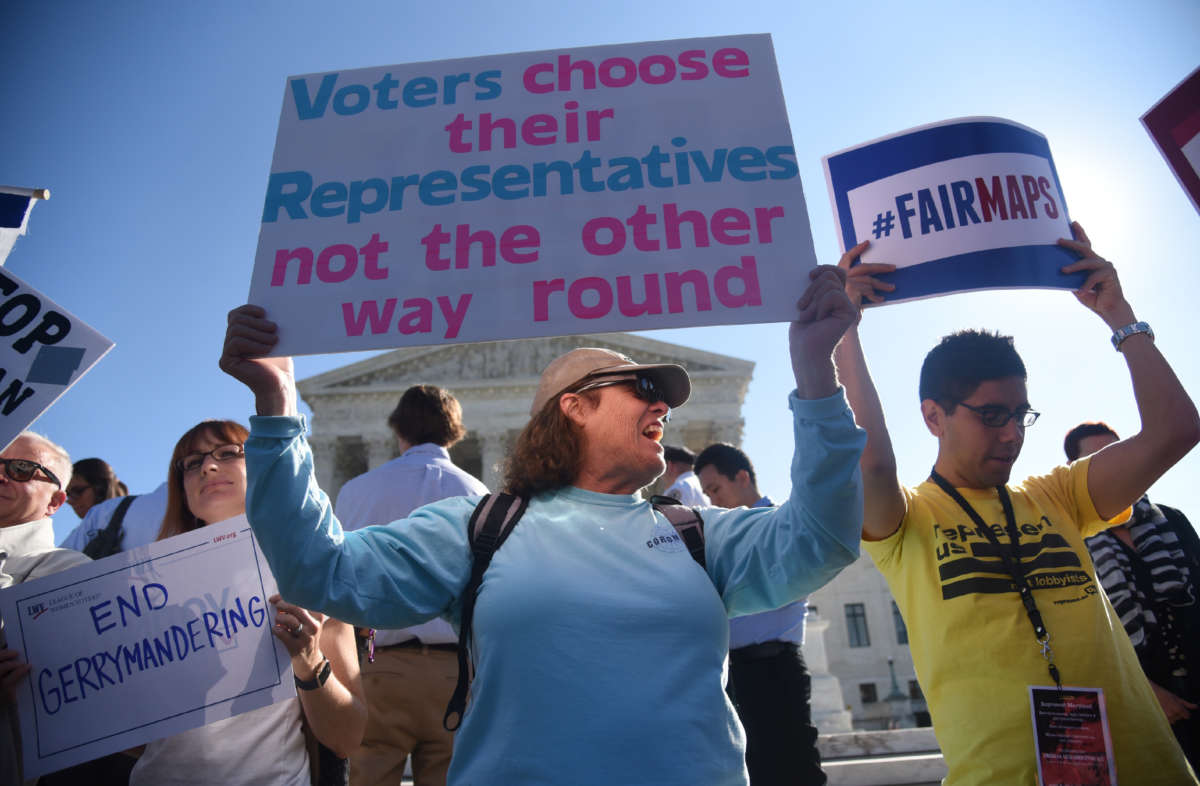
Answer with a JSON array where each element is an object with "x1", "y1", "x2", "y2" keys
[
  {"x1": 1, "y1": 432, "x2": 91, "y2": 784},
  {"x1": 834, "y1": 224, "x2": 1199, "y2": 785},
  {"x1": 221, "y1": 265, "x2": 867, "y2": 786}
]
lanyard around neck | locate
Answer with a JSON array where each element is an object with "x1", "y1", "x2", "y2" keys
[{"x1": 929, "y1": 469, "x2": 1063, "y2": 690}]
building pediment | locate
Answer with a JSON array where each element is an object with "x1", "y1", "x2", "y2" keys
[{"x1": 298, "y1": 332, "x2": 753, "y2": 397}]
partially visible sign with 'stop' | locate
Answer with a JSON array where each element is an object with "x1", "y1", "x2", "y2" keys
[
  {"x1": 0, "y1": 266, "x2": 113, "y2": 451},
  {"x1": 249, "y1": 35, "x2": 818, "y2": 356}
]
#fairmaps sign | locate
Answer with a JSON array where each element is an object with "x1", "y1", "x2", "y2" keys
[
  {"x1": 823, "y1": 117, "x2": 1082, "y2": 304},
  {"x1": 248, "y1": 35, "x2": 818, "y2": 356},
  {"x1": 0, "y1": 516, "x2": 293, "y2": 778}
]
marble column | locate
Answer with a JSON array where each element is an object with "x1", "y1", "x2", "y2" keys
[
  {"x1": 364, "y1": 434, "x2": 395, "y2": 470},
  {"x1": 308, "y1": 435, "x2": 338, "y2": 498},
  {"x1": 803, "y1": 614, "x2": 854, "y2": 733},
  {"x1": 479, "y1": 432, "x2": 509, "y2": 491}
]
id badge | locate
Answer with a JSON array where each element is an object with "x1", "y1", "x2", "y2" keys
[{"x1": 1029, "y1": 686, "x2": 1116, "y2": 785}]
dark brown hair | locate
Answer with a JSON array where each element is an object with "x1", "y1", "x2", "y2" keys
[
  {"x1": 387, "y1": 385, "x2": 467, "y2": 448},
  {"x1": 502, "y1": 390, "x2": 598, "y2": 498},
  {"x1": 71, "y1": 458, "x2": 126, "y2": 502},
  {"x1": 1063, "y1": 421, "x2": 1119, "y2": 462},
  {"x1": 158, "y1": 420, "x2": 249, "y2": 540}
]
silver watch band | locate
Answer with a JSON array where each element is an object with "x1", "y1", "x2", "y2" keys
[{"x1": 1110, "y1": 321, "x2": 1153, "y2": 351}]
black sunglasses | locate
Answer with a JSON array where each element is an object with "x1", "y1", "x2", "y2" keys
[
  {"x1": 0, "y1": 458, "x2": 62, "y2": 489},
  {"x1": 574, "y1": 372, "x2": 666, "y2": 404},
  {"x1": 958, "y1": 402, "x2": 1040, "y2": 428}
]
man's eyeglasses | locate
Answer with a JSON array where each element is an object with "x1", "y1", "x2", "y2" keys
[
  {"x1": 573, "y1": 373, "x2": 667, "y2": 405},
  {"x1": 0, "y1": 458, "x2": 62, "y2": 489},
  {"x1": 176, "y1": 444, "x2": 246, "y2": 474},
  {"x1": 958, "y1": 402, "x2": 1040, "y2": 428}
]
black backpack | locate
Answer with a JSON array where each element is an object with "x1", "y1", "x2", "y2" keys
[
  {"x1": 81, "y1": 495, "x2": 138, "y2": 559},
  {"x1": 443, "y1": 492, "x2": 705, "y2": 730}
]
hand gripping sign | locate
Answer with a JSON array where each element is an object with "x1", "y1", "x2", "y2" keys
[
  {"x1": 823, "y1": 117, "x2": 1083, "y2": 304},
  {"x1": 249, "y1": 35, "x2": 818, "y2": 356}
]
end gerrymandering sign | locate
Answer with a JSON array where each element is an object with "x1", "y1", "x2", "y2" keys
[
  {"x1": 249, "y1": 35, "x2": 816, "y2": 356},
  {"x1": 823, "y1": 117, "x2": 1082, "y2": 304},
  {"x1": 0, "y1": 267, "x2": 113, "y2": 450},
  {"x1": 0, "y1": 516, "x2": 293, "y2": 778}
]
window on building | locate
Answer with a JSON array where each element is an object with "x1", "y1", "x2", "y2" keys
[
  {"x1": 845, "y1": 603, "x2": 870, "y2": 647},
  {"x1": 893, "y1": 601, "x2": 908, "y2": 645},
  {"x1": 859, "y1": 682, "x2": 878, "y2": 704},
  {"x1": 908, "y1": 680, "x2": 924, "y2": 701}
]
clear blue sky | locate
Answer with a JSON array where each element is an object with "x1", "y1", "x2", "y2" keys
[{"x1": 3, "y1": 1, "x2": 1198, "y2": 544}]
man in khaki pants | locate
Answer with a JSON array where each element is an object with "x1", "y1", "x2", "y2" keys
[{"x1": 335, "y1": 386, "x2": 487, "y2": 785}]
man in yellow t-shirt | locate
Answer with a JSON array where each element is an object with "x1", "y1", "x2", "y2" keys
[{"x1": 833, "y1": 222, "x2": 1198, "y2": 785}]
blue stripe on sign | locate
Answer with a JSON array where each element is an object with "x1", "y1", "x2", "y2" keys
[
  {"x1": 827, "y1": 120, "x2": 1066, "y2": 253},
  {"x1": 0, "y1": 193, "x2": 32, "y2": 229},
  {"x1": 864, "y1": 244, "x2": 1086, "y2": 302}
]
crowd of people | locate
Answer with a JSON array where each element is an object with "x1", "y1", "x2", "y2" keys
[{"x1": 0, "y1": 223, "x2": 1196, "y2": 786}]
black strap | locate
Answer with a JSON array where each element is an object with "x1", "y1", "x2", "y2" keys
[
  {"x1": 444, "y1": 493, "x2": 528, "y2": 731},
  {"x1": 442, "y1": 492, "x2": 707, "y2": 731},
  {"x1": 82, "y1": 495, "x2": 137, "y2": 560},
  {"x1": 650, "y1": 495, "x2": 706, "y2": 568},
  {"x1": 929, "y1": 470, "x2": 1062, "y2": 689}
]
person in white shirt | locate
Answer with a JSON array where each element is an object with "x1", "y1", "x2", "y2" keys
[
  {"x1": 661, "y1": 445, "x2": 710, "y2": 507},
  {"x1": 335, "y1": 385, "x2": 487, "y2": 786},
  {"x1": 0, "y1": 432, "x2": 90, "y2": 784}
]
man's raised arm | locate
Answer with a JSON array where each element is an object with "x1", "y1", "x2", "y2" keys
[
  {"x1": 833, "y1": 242, "x2": 906, "y2": 540},
  {"x1": 1059, "y1": 223, "x2": 1200, "y2": 519}
]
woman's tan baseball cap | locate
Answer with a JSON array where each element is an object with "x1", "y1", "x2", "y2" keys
[{"x1": 529, "y1": 347, "x2": 690, "y2": 415}]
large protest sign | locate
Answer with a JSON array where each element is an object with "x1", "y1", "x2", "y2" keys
[
  {"x1": 0, "y1": 266, "x2": 112, "y2": 450},
  {"x1": 1142, "y1": 66, "x2": 1200, "y2": 215},
  {"x1": 0, "y1": 516, "x2": 294, "y2": 778},
  {"x1": 249, "y1": 35, "x2": 816, "y2": 356},
  {"x1": 823, "y1": 117, "x2": 1081, "y2": 304}
]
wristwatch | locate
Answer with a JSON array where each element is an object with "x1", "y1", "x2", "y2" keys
[
  {"x1": 1111, "y1": 321, "x2": 1153, "y2": 351},
  {"x1": 295, "y1": 655, "x2": 331, "y2": 691}
]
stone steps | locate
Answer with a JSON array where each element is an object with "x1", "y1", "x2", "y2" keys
[{"x1": 820, "y1": 728, "x2": 947, "y2": 786}]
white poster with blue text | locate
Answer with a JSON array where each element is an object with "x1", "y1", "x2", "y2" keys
[
  {"x1": 0, "y1": 516, "x2": 293, "y2": 778},
  {"x1": 249, "y1": 34, "x2": 816, "y2": 356},
  {"x1": 823, "y1": 117, "x2": 1079, "y2": 303}
]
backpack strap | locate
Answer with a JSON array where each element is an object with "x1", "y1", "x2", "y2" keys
[
  {"x1": 82, "y1": 495, "x2": 138, "y2": 560},
  {"x1": 444, "y1": 492, "x2": 528, "y2": 731},
  {"x1": 650, "y1": 495, "x2": 706, "y2": 569}
]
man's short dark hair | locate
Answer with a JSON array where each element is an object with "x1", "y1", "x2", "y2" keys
[
  {"x1": 663, "y1": 445, "x2": 696, "y2": 466},
  {"x1": 694, "y1": 443, "x2": 756, "y2": 485},
  {"x1": 919, "y1": 330, "x2": 1027, "y2": 411},
  {"x1": 1063, "y1": 421, "x2": 1119, "y2": 462},
  {"x1": 387, "y1": 385, "x2": 467, "y2": 448}
]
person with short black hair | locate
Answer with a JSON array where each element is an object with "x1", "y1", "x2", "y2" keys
[
  {"x1": 660, "y1": 444, "x2": 709, "y2": 506},
  {"x1": 1066, "y1": 421, "x2": 1200, "y2": 768},
  {"x1": 695, "y1": 441, "x2": 824, "y2": 784},
  {"x1": 336, "y1": 385, "x2": 487, "y2": 786},
  {"x1": 834, "y1": 223, "x2": 1199, "y2": 784}
]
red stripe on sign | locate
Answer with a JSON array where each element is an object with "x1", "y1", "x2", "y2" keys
[{"x1": 1170, "y1": 109, "x2": 1200, "y2": 147}]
